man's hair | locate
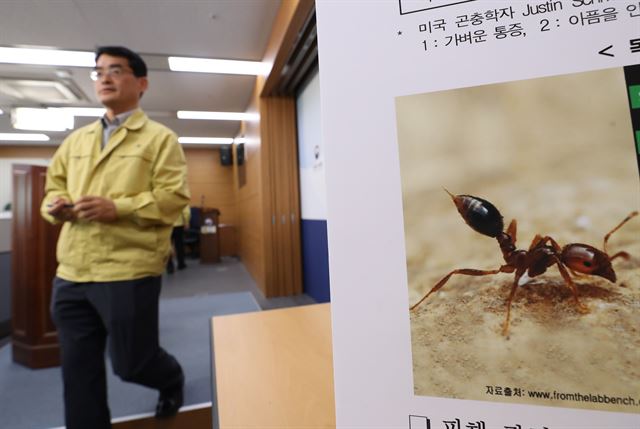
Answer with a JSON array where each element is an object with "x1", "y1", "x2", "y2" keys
[{"x1": 95, "y1": 46, "x2": 147, "y2": 77}]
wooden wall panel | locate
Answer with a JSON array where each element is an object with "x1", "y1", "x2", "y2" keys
[
  {"x1": 236, "y1": 95, "x2": 266, "y2": 294},
  {"x1": 184, "y1": 148, "x2": 237, "y2": 225},
  {"x1": 0, "y1": 146, "x2": 57, "y2": 158},
  {"x1": 260, "y1": 97, "x2": 302, "y2": 297}
]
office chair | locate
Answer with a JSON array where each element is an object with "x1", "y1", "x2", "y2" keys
[{"x1": 184, "y1": 207, "x2": 201, "y2": 258}]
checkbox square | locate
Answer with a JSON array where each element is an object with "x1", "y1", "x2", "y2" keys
[{"x1": 409, "y1": 414, "x2": 431, "y2": 429}]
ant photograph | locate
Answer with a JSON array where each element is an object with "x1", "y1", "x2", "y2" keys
[{"x1": 398, "y1": 67, "x2": 639, "y2": 413}]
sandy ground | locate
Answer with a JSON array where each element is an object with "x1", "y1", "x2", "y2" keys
[
  {"x1": 410, "y1": 251, "x2": 639, "y2": 413},
  {"x1": 398, "y1": 67, "x2": 640, "y2": 413}
]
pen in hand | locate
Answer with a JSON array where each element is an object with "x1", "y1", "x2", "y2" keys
[
  {"x1": 47, "y1": 203, "x2": 74, "y2": 208},
  {"x1": 47, "y1": 199, "x2": 76, "y2": 221}
]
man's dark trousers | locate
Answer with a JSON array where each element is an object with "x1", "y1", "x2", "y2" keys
[
  {"x1": 171, "y1": 226, "x2": 186, "y2": 268},
  {"x1": 51, "y1": 276, "x2": 183, "y2": 429}
]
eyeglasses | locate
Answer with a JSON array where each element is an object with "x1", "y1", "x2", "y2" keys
[{"x1": 90, "y1": 67, "x2": 134, "y2": 81}]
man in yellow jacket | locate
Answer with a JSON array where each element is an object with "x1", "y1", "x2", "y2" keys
[{"x1": 41, "y1": 46, "x2": 189, "y2": 428}]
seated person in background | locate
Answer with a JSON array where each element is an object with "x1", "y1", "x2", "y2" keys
[{"x1": 167, "y1": 204, "x2": 191, "y2": 273}]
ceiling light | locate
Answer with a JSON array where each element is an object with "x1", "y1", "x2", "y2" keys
[
  {"x1": 12, "y1": 108, "x2": 74, "y2": 131},
  {"x1": 178, "y1": 137, "x2": 234, "y2": 145},
  {"x1": 177, "y1": 111, "x2": 259, "y2": 121},
  {"x1": 61, "y1": 107, "x2": 106, "y2": 117},
  {"x1": 168, "y1": 57, "x2": 271, "y2": 76},
  {"x1": 0, "y1": 47, "x2": 94, "y2": 67},
  {"x1": 0, "y1": 133, "x2": 50, "y2": 141},
  {"x1": 0, "y1": 109, "x2": 3, "y2": 115}
]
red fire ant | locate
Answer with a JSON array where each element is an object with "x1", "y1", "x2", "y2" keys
[{"x1": 409, "y1": 189, "x2": 638, "y2": 336}]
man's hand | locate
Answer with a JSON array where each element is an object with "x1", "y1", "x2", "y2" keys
[
  {"x1": 47, "y1": 198, "x2": 77, "y2": 222},
  {"x1": 74, "y1": 196, "x2": 118, "y2": 222}
]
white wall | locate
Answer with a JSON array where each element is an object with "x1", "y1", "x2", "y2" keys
[
  {"x1": 296, "y1": 70, "x2": 326, "y2": 220},
  {"x1": 0, "y1": 217, "x2": 10, "y2": 253}
]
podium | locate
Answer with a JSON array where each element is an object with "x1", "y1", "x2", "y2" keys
[
  {"x1": 11, "y1": 165, "x2": 61, "y2": 368},
  {"x1": 200, "y1": 228, "x2": 220, "y2": 264},
  {"x1": 199, "y1": 208, "x2": 221, "y2": 264}
]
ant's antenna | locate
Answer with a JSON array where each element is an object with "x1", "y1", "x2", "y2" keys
[{"x1": 443, "y1": 187, "x2": 456, "y2": 200}]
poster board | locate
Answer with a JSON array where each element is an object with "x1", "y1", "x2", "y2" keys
[{"x1": 316, "y1": 1, "x2": 639, "y2": 428}]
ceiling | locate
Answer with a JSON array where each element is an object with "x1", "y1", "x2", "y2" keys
[{"x1": 0, "y1": 0, "x2": 282, "y2": 146}]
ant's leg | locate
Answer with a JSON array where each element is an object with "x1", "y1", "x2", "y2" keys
[
  {"x1": 507, "y1": 219, "x2": 517, "y2": 244},
  {"x1": 529, "y1": 234, "x2": 543, "y2": 251},
  {"x1": 603, "y1": 211, "x2": 639, "y2": 254},
  {"x1": 609, "y1": 251, "x2": 631, "y2": 262},
  {"x1": 502, "y1": 270, "x2": 524, "y2": 336},
  {"x1": 410, "y1": 266, "x2": 510, "y2": 311},
  {"x1": 553, "y1": 256, "x2": 589, "y2": 314},
  {"x1": 530, "y1": 235, "x2": 562, "y2": 252},
  {"x1": 543, "y1": 236, "x2": 562, "y2": 251}
]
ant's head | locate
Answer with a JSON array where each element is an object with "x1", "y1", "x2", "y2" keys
[
  {"x1": 444, "y1": 189, "x2": 504, "y2": 238},
  {"x1": 561, "y1": 244, "x2": 616, "y2": 282}
]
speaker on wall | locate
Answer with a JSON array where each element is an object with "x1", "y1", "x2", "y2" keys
[
  {"x1": 220, "y1": 145, "x2": 232, "y2": 166},
  {"x1": 236, "y1": 143, "x2": 245, "y2": 166}
]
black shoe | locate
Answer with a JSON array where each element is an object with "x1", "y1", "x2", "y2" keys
[
  {"x1": 177, "y1": 263, "x2": 187, "y2": 270},
  {"x1": 155, "y1": 375, "x2": 184, "y2": 419}
]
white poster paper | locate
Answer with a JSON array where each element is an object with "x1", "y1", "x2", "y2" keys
[{"x1": 316, "y1": 1, "x2": 639, "y2": 428}]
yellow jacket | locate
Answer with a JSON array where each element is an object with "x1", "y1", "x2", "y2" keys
[
  {"x1": 174, "y1": 204, "x2": 191, "y2": 227},
  {"x1": 41, "y1": 110, "x2": 190, "y2": 282}
]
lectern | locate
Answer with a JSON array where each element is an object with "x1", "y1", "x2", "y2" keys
[
  {"x1": 199, "y1": 208, "x2": 221, "y2": 264},
  {"x1": 11, "y1": 164, "x2": 60, "y2": 368}
]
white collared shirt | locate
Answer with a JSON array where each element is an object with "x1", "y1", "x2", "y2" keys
[{"x1": 100, "y1": 108, "x2": 138, "y2": 149}]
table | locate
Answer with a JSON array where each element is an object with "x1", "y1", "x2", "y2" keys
[{"x1": 210, "y1": 303, "x2": 335, "y2": 428}]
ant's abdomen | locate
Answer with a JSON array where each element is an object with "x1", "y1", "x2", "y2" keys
[{"x1": 451, "y1": 194, "x2": 504, "y2": 238}]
